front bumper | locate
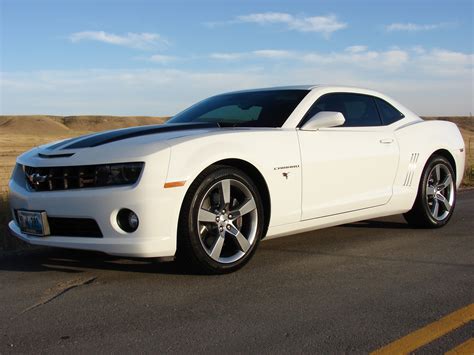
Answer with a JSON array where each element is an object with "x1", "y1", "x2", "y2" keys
[
  {"x1": 8, "y1": 220, "x2": 168, "y2": 257},
  {"x1": 8, "y1": 150, "x2": 186, "y2": 258}
]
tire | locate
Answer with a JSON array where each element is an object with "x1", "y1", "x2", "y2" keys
[
  {"x1": 177, "y1": 165, "x2": 264, "y2": 274},
  {"x1": 404, "y1": 155, "x2": 456, "y2": 228}
]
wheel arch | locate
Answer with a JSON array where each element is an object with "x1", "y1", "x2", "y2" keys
[
  {"x1": 180, "y1": 158, "x2": 272, "y2": 239},
  {"x1": 428, "y1": 149, "x2": 457, "y2": 180},
  {"x1": 404, "y1": 148, "x2": 458, "y2": 228},
  {"x1": 211, "y1": 159, "x2": 271, "y2": 238},
  {"x1": 413, "y1": 149, "x2": 457, "y2": 197}
]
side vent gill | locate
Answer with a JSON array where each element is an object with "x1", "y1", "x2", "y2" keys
[{"x1": 403, "y1": 153, "x2": 419, "y2": 187}]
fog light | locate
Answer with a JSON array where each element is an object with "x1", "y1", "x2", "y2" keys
[{"x1": 117, "y1": 209, "x2": 139, "y2": 233}]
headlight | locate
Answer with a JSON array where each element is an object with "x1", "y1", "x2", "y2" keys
[
  {"x1": 96, "y1": 163, "x2": 144, "y2": 186},
  {"x1": 23, "y1": 162, "x2": 144, "y2": 191}
]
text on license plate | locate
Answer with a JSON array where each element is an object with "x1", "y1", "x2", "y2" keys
[{"x1": 17, "y1": 210, "x2": 50, "y2": 236}]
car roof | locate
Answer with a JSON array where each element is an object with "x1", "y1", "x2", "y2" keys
[
  {"x1": 214, "y1": 85, "x2": 420, "y2": 128},
  {"x1": 224, "y1": 84, "x2": 377, "y2": 94}
]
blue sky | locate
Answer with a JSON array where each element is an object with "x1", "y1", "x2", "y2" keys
[{"x1": 1, "y1": 0, "x2": 473, "y2": 115}]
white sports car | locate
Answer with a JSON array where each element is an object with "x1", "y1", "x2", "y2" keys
[{"x1": 8, "y1": 85, "x2": 465, "y2": 273}]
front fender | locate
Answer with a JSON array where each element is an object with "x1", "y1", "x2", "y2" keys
[{"x1": 165, "y1": 129, "x2": 303, "y2": 231}]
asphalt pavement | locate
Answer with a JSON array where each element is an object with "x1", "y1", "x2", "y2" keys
[{"x1": 0, "y1": 191, "x2": 473, "y2": 353}]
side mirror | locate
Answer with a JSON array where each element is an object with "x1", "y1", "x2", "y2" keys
[{"x1": 301, "y1": 111, "x2": 345, "y2": 130}]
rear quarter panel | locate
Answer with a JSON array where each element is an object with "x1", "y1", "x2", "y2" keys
[{"x1": 392, "y1": 120, "x2": 465, "y2": 210}]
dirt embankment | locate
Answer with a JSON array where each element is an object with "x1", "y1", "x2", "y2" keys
[{"x1": 0, "y1": 115, "x2": 168, "y2": 136}]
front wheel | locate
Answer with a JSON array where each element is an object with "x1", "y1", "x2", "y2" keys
[
  {"x1": 404, "y1": 155, "x2": 456, "y2": 228},
  {"x1": 177, "y1": 166, "x2": 264, "y2": 274}
]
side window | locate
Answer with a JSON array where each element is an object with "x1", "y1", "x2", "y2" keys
[
  {"x1": 374, "y1": 97, "x2": 405, "y2": 125},
  {"x1": 300, "y1": 93, "x2": 343, "y2": 126},
  {"x1": 300, "y1": 93, "x2": 382, "y2": 127},
  {"x1": 339, "y1": 94, "x2": 381, "y2": 127}
]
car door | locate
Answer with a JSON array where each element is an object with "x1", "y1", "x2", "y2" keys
[{"x1": 297, "y1": 93, "x2": 399, "y2": 220}]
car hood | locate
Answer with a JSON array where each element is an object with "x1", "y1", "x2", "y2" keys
[
  {"x1": 46, "y1": 122, "x2": 219, "y2": 151},
  {"x1": 17, "y1": 122, "x2": 222, "y2": 167}
]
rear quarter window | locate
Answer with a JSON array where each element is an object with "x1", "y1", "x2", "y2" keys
[{"x1": 374, "y1": 97, "x2": 405, "y2": 125}]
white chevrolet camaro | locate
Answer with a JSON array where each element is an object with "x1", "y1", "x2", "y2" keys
[{"x1": 8, "y1": 85, "x2": 465, "y2": 273}]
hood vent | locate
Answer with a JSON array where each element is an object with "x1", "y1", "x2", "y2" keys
[{"x1": 38, "y1": 152, "x2": 75, "y2": 159}]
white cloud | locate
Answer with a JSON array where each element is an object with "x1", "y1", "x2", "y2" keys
[
  {"x1": 302, "y1": 49, "x2": 410, "y2": 71},
  {"x1": 205, "y1": 46, "x2": 464, "y2": 79},
  {"x1": 288, "y1": 15, "x2": 347, "y2": 34},
  {"x1": 345, "y1": 45, "x2": 368, "y2": 53},
  {"x1": 210, "y1": 47, "x2": 410, "y2": 71},
  {"x1": 210, "y1": 50, "x2": 294, "y2": 61},
  {"x1": 426, "y1": 49, "x2": 473, "y2": 65},
  {"x1": 209, "y1": 52, "x2": 246, "y2": 60},
  {"x1": 253, "y1": 50, "x2": 294, "y2": 59},
  {"x1": 386, "y1": 22, "x2": 448, "y2": 32},
  {"x1": 411, "y1": 46, "x2": 426, "y2": 55},
  {"x1": 0, "y1": 69, "x2": 268, "y2": 115},
  {"x1": 237, "y1": 12, "x2": 293, "y2": 24},
  {"x1": 1, "y1": 47, "x2": 472, "y2": 116},
  {"x1": 210, "y1": 49, "x2": 294, "y2": 60},
  {"x1": 415, "y1": 48, "x2": 474, "y2": 76},
  {"x1": 234, "y1": 12, "x2": 347, "y2": 36},
  {"x1": 147, "y1": 54, "x2": 177, "y2": 64},
  {"x1": 69, "y1": 31, "x2": 168, "y2": 50}
]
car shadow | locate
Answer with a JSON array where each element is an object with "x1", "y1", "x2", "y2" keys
[
  {"x1": 342, "y1": 219, "x2": 410, "y2": 229},
  {"x1": 0, "y1": 247, "x2": 198, "y2": 275},
  {"x1": 0, "y1": 217, "x2": 413, "y2": 275}
]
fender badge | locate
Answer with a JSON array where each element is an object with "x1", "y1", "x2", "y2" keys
[{"x1": 274, "y1": 165, "x2": 299, "y2": 171}]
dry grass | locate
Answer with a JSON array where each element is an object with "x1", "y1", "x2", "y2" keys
[
  {"x1": 0, "y1": 115, "x2": 473, "y2": 252},
  {"x1": 461, "y1": 131, "x2": 473, "y2": 186},
  {"x1": 423, "y1": 117, "x2": 474, "y2": 186}
]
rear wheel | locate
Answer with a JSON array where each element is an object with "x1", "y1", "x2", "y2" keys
[
  {"x1": 404, "y1": 155, "x2": 456, "y2": 228},
  {"x1": 177, "y1": 166, "x2": 264, "y2": 274}
]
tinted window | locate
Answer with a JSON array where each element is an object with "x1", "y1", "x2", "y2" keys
[
  {"x1": 200, "y1": 105, "x2": 262, "y2": 122},
  {"x1": 168, "y1": 90, "x2": 309, "y2": 128},
  {"x1": 374, "y1": 97, "x2": 404, "y2": 125},
  {"x1": 302, "y1": 93, "x2": 382, "y2": 127}
]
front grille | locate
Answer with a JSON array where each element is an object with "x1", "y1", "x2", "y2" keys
[
  {"x1": 23, "y1": 163, "x2": 143, "y2": 191},
  {"x1": 48, "y1": 217, "x2": 103, "y2": 238},
  {"x1": 24, "y1": 165, "x2": 99, "y2": 191}
]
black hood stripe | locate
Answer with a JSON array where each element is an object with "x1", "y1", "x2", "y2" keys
[
  {"x1": 53, "y1": 123, "x2": 218, "y2": 150},
  {"x1": 46, "y1": 133, "x2": 95, "y2": 151}
]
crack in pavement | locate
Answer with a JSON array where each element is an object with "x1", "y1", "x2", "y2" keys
[{"x1": 21, "y1": 276, "x2": 97, "y2": 314}]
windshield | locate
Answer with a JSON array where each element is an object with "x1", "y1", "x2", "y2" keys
[{"x1": 167, "y1": 89, "x2": 309, "y2": 128}]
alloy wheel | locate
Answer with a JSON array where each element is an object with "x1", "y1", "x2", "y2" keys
[
  {"x1": 196, "y1": 178, "x2": 258, "y2": 264},
  {"x1": 425, "y1": 163, "x2": 454, "y2": 221}
]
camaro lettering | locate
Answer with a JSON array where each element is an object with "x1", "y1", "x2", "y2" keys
[{"x1": 274, "y1": 165, "x2": 300, "y2": 170}]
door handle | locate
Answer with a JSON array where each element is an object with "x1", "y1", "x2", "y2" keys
[{"x1": 380, "y1": 138, "x2": 394, "y2": 144}]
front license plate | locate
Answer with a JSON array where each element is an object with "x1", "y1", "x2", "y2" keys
[{"x1": 17, "y1": 210, "x2": 50, "y2": 236}]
